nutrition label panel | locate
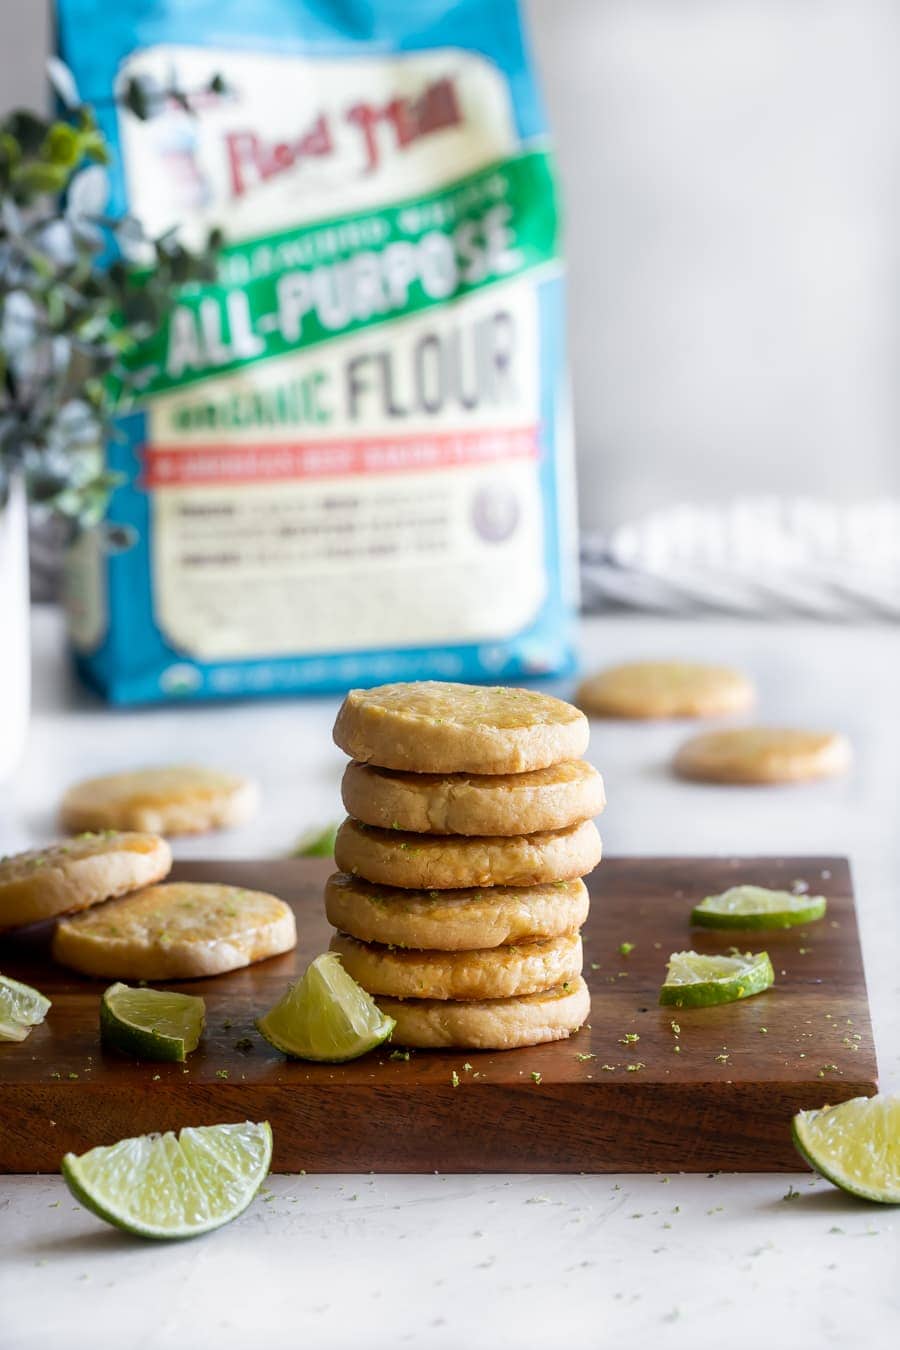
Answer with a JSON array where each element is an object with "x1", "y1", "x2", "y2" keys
[{"x1": 150, "y1": 453, "x2": 546, "y2": 658}]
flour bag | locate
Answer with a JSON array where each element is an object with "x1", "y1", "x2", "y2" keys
[{"x1": 57, "y1": 0, "x2": 576, "y2": 704}]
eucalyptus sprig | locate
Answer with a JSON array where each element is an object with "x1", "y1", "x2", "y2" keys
[{"x1": 0, "y1": 59, "x2": 224, "y2": 532}]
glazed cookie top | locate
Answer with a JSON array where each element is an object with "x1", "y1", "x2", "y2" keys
[
  {"x1": 577, "y1": 661, "x2": 754, "y2": 720},
  {"x1": 52, "y1": 882, "x2": 297, "y2": 980},
  {"x1": 55, "y1": 882, "x2": 288, "y2": 948},
  {"x1": 0, "y1": 832, "x2": 171, "y2": 931},
  {"x1": 60, "y1": 765, "x2": 259, "y2": 836},
  {"x1": 341, "y1": 758, "x2": 605, "y2": 835},
  {"x1": 333, "y1": 681, "x2": 589, "y2": 774},
  {"x1": 673, "y1": 727, "x2": 851, "y2": 784}
]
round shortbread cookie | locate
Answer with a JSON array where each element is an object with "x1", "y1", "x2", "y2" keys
[
  {"x1": 325, "y1": 872, "x2": 589, "y2": 950},
  {"x1": 0, "y1": 832, "x2": 172, "y2": 932},
  {"x1": 377, "y1": 977, "x2": 591, "y2": 1050},
  {"x1": 333, "y1": 681, "x2": 589, "y2": 774},
  {"x1": 577, "y1": 661, "x2": 754, "y2": 720},
  {"x1": 330, "y1": 931, "x2": 583, "y2": 1000},
  {"x1": 60, "y1": 765, "x2": 259, "y2": 836},
  {"x1": 341, "y1": 759, "x2": 605, "y2": 836},
  {"x1": 52, "y1": 882, "x2": 297, "y2": 980},
  {"x1": 673, "y1": 727, "x2": 851, "y2": 785},
  {"x1": 334, "y1": 817, "x2": 602, "y2": 890}
]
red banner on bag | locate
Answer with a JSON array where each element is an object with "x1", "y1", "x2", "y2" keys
[{"x1": 141, "y1": 426, "x2": 539, "y2": 488}]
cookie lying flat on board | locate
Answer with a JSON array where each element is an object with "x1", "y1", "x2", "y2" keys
[
  {"x1": 333, "y1": 817, "x2": 602, "y2": 890},
  {"x1": 377, "y1": 977, "x2": 591, "y2": 1050},
  {"x1": 0, "y1": 833, "x2": 171, "y2": 932},
  {"x1": 341, "y1": 759, "x2": 605, "y2": 836},
  {"x1": 576, "y1": 661, "x2": 754, "y2": 720},
  {"x1": 329, "y1": 931, "x2": 583, "y2": 1001},
  {"x1": 333, "y1": 681, "x2": 589, "y2": 774},
  {"x1": 60, "y1": 766, "x2": 259, "y2": 836},
  {"x1": 325, "y1": 873, "x2": 589, "y2": 951},
  {"x1": 52, "y1": 882, "x2": 296, "y2": 980},
  {"x1": 673, "y1": 727, "x2": 851, "y2": 785}
]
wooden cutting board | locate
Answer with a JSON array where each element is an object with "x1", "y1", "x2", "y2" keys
[{"x1": 0, "y1": 855, "x2": 877, "y2": 1174}]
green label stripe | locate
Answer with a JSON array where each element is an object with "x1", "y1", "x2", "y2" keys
[{"x1": 128, "y1": 149, "x2": 559, "y2": 397}]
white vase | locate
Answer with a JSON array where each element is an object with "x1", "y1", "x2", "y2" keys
[{"x1": 0, "y1": 477, "x2": 30, "y2": 782}]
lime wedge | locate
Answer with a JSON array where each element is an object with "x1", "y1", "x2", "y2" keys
[
  {"x1": 0, "y1": 974, "x2": 51, "y2": 1043},
  {"x1": 292, "y1": 823, "x2": 338, "y2": 858},
  {"x1": 257, "y1": 952, "x2": 395, "y2": 1061},
  {"x1": 793, "y1": 1095, "x2": 900, "y2": 1203},
  {"x1": 659, "y1": 949, "x2": 774, "y2": 1007},
  {"x1": 692, "y1": 885, "x2": 827, "y2": 930},
  {"x1": 62, "y1": 1120, "x2": 272, "y2": 1239},
  {"x1": 100, "y1": 983, "x2": 205, "y2": 1062}
]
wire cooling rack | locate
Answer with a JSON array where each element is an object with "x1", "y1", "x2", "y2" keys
[{"x1": 580, "y1": 499, "x2": 900, "y2": 619}]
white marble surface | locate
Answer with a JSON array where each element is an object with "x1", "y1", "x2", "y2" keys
[{"x1": 1, "y1": 608, "x2": 898, "y2": 1349}]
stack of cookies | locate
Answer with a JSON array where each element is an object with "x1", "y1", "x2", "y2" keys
[{"x1": 327, "y1": 681, "x2": 604, "y2": 1051}]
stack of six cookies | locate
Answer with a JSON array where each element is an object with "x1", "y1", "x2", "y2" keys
[{"x1": 326, "y1": 682, "x2": 604, "y2": 1050}]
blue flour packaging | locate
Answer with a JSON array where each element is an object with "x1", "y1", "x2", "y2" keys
[{"x1": 58, "y1": 0, "x2": 577, "y2": 704}]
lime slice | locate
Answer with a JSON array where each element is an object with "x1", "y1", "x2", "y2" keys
[
  {"x1": 100, "y1": 983, "x2": 205, "y2": 1062},
  {"x1": 62, "y1": 1120, "x2": 272, "y2": 1239},
  {"x1": 292, "y1": 823, "x2": 338, "y2": 858},
  {"x1": 257, "y1": 952, "x2": 395, "y2": 1062},
  {"x1": 659, "y1": 949, "x2": 774, "y2": 1007},
  {"x1": 793, "y1": 1095, "x2": 900, "y2": 1203},
  {"x1": 0, "y1": 974, "x2": 51, "y2": 1043},
  {"x1": 692, "y1": 884, "x2": 827, "y2": 930}
]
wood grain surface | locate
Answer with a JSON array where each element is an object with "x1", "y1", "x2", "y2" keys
[{"x1": 0, "y1": 856, "x2": 877, "y2": 1173}]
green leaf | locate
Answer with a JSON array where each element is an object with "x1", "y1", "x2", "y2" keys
[
  {"x1": 44, "y1": 287, "x2": 67, "y2": 327},
  {"x1": 11, "y1": 161, "x2": 71, "y2": 196},
  {"x1": 0, "y1": 132, "x2": 21, "y2": 171},
  {"x1": 42, "y1": 122, "x2": 81, "y2": 167},
  {"x1": 292, "y1": 824, "x2": 339, "y2": 859},
  {"x1": 80, "y1": 132, "x2": 110, "y2": 164}
]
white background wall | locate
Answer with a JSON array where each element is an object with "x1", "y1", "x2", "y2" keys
[
  {"x1": 527, "y1": 0, "x2": 900, "y2": 529},
  {"x1": 3, "y1": 0, "x2": 899, "y2": 531},
  {"x1": 0, "y1": 0, "x2": 47, "y2": 110}
]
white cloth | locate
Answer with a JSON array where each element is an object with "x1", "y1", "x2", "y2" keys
[{"x1": 582, "y1": 498, "x2": 900, "y2": 618}]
